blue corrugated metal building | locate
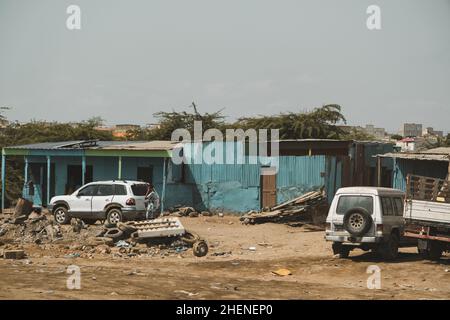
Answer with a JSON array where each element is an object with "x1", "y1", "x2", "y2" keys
[{"x1": 2, "y1": 139, "x2": 394, "y2": 213}]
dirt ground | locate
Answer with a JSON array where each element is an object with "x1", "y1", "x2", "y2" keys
[{"x1": 0, "y1": 214, "x2": 449, "y2": 300}]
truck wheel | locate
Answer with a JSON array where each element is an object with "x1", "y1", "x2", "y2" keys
[
  {"x1": 106, "y1": 208, "x2": 122, "y2": 225},
  {"x1": 343, "y1": 208, "x2": 372, "y2": 237},
  {"x1": 380, "y1": 233, "x2": 399, "y2": 261},
  {"x1": 54, "y1": 206, "x2": 71, "y2": 225},
  {"x1": 428, "y1": 242, "x2": 443, "y2": 261}
]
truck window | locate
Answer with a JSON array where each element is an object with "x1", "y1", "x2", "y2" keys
[
  {"x1": 336, "y1": 196, "x2": 373, "y2": 215},
  {"x1": 393, "y1": 197, "x2": 404, "y2": 216},
  {"x1": 381, "y1": 197, "x2": 394, "y2": 216}
]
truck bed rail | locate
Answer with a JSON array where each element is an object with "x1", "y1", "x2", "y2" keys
[{"x1": 406, "y1": 174, "x2": 450, "y2": 204}]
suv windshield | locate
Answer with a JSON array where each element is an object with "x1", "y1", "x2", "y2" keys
[
  {"x1": 131, "y1": 183, "x2": 148, "y2": 196},
  {"x1": 336, "y1": 195, "x2": 373, "y2": 215}
]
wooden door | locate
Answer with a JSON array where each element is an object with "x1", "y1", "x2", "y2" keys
[{"x1": 261, "y1": 168, "x2": 277, "y2": 209}]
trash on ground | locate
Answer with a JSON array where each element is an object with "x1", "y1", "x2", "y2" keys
[
  {"x1": 271, "y1": 268, "x2": 292, "y2": 276},
  {"x1": 240, "y1": 189, "x2": 328, "y2": 225},
  {"x1": 3, "y1": 249, "x2": 26, "y2": 259}
]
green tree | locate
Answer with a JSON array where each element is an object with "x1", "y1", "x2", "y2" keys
[
  {"x1": 126, "y1": 102, "x2": 225, "y2": 140},
  {"x1": 232, "y1": 104, "x2": 346, "y2": 139},
  {"x1": 0, "y1": 115, "x2": 113, "y2": 207}
]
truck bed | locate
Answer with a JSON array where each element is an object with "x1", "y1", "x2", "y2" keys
[{"x1": 405, "y1": 199, "x2": 450, "y2": 225}]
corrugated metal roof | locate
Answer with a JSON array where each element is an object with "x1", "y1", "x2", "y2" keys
[
  {"x1": 378, "y1": 152, "x2": 449, "y2": 162},
  {"x1": 100, "y1": 141, "x2": 180, "y2": 151},
  {"x1": 422, "y1": 147, "x2": 450, "y2": 155},
  {"x1": 5, "y1": 140, "x2": 178, "y2": 151}
]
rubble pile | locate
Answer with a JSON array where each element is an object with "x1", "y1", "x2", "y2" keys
[
  {"x1": 166, "y1": 206, "x2": 214, "y2": 218},
  {"x1": 240, "y1": 189, "x2": 328, "y2": 225},
  {"x1": 0, "y1": 212, "x2": 63, "y2": 245},
  {"x1": 0, "y1": 211, "x2": 209, "y2": 259}
]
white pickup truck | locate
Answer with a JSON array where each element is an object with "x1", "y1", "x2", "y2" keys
[{"x1": 403, "y1": 174, "x2": 450, "y2": 260}]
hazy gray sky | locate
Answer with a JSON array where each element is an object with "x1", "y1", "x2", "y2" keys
[{"x1": 0, "y1": 0, "x2": 449, "y2": 133}]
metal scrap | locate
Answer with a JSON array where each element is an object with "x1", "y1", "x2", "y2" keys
[{"x1": 240, "y1": 189, "x2": 327, "y2": 225}]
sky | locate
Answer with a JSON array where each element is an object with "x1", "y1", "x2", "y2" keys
[{"x1": 0, "y1": 0, "x2": 449, "y2": 133}]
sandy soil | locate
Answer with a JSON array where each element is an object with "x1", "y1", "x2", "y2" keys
[{"x1": 0, "y1": 215, "x2": 449, "y2": 300}]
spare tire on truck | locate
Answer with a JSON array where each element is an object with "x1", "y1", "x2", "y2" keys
[{"x1": 343, "y1": 207, "x2": 373, "y2": 237}]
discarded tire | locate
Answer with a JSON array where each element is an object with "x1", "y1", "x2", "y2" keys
[
  {"x1": 103, "y1": 228, "x2": 124, "y2": 240},
  {"x1": 181, "y1": 231, "x2": 200, "y2": 245},
  {"x1": 343, "y1": 207, "x2": 372, "y2": 237},
  {"x1": 193, "y1": 240, "x2": 208, "y2": 257}
]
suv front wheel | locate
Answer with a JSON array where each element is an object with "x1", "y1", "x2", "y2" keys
[
  {"x1": 379, "y1": 233, "x2": 399, "y2": 260},
  {"x1": 54, "y1": 206, "x2": 71, "y2": 225},
  {"x1": 106, "y1": 208, "x2": 123, "y2": 225}
]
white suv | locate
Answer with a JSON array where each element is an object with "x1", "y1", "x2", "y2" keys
[
  {"x1": 325, "y1": 187, "x2": 410, "y2": 260},
  {"x1": 48, "y1": 180, "x2": 150, "y2": 225}
]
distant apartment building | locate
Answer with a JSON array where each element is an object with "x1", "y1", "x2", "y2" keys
[
  {"x1": 402, "y1": 123, "x2": 422, "y2": 137},
  {"x1": 337, "y1": 124, "x2": 386, "y2": 140},
  {"x1": 422, "y1": 127, "x2": 443, "y2": 138},
  {"x1": 364, "y1": 124, "x2": 386, "y2": 140}
]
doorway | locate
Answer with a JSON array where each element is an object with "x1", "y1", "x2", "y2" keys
[
  {"x1": 137, "y1": 166, "x2": 154, "y2": 183},
  {"x1": 260, "y1": 167, "x2": 277, "y2": 209},
  {"x1": 66, "y1": 165, "x2": 93, "y2": 194}
]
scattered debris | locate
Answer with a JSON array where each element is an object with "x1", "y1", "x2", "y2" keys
[
  {"x1": 211, "y1": 251, "x2": 232, "y2": 256},
  {"x1": 240, "y1": 189, "x2": 327, "y2": 225},
  {"x1": 271, "y1": 268, "x2": 292, "y2": 276},
  {"x1": 174, "y1": 290, "x2": 199, "y2": 297},
  {"x1": 115, "y1": 240, "x2": 131, "y2": 248},
  {"x1": 3, "y1": 249, "x2": 26, "y2": 259},
  {"x1": 14, "y1": 198, "x2": 33, "y2": 218}
]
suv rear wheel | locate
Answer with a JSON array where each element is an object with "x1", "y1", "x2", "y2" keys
[
  {"x1": 54, "y1": 206, "x2": 71, "y2": 225},
  {"x1": 106, "y1": 208, "x2": 123, "y2": 225},
  {"x1": 332, "y1": 242, "x2": 351, "y2": 259},
  {"x1": 379, "y1": 233, "x2": 399, "y2": 260}
]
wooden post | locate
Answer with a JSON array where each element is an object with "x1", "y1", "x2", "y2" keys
[
  {"x1": 81, "y1": 155, "x2": 86, "y2": 185},
  {"x1": 46, "y1": 155, "x2": 51, "y2": 206},
  {"x1": 376, "y1": 156, "x2": 382, "y2": 187},
  {"x1": 447, "y1": 157, "x2": 450, "y2": 180},
  {"x1": 161, "y1": 157, "x2": 167, "y2": 214},
  {"x1": 1, "y1": 152, "x2": 5, "y2": 212},
  {"x1": 24, "y1": 156, "x2": 29, "y2": 183},
  {"x1": 118, "y1": 156, "x2": 122, "y2": 179}
]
